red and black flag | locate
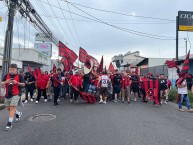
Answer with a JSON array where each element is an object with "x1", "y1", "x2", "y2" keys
[
  {"x1": 108, "y1": 62, "x2": 115, "y2": 72},
  {"x1": 61, "y1": 57, "x2": 70, "y2": 72},
  {"x1": 79, "y1": 47, "x2": 89, "y2": 63},
  {"x1": 99, "y1": 55, "x2": 103, "y2": 73},
  {"x1": 59, "y1": 41, "x2": 78, "y2": 64},
  {"x1": 35, "y1": 68, "x2": 41, "y2": 79},
  {"x1": 135, "y1": 67, "x2": 138, "y2": 75},
  {"x1": 89, "y1": 55, "x2": 99, "y2": 67},
  {"x1": 165, "y1": 59, "x2": 179, "y2": 69},
  {"x1": 181, "y1": 50, "x2": 190, "y2": 75},
  {"x1": 28, "y1": 64, "x2": 31, "y2": 72},
  {"x1": 53, "y1": 64, "x2": 57, "y2": 73}
]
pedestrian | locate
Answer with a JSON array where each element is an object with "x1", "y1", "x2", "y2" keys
[
  {"x1": 60, "y1": 71, "x2": 69, "y2": 100},
  {"x1": 69, "y1": 70, "x2": 83, "y2": 103},
  {"x1": 24, "y1": 72, "x2": 36, "y2": 103},
  {"x1": 130, "y1": 71, "x2": 140, "y2": 102},
  {"x1": 121, "y1": 71, "x2": 131, "y2": 104},
  {"x1": 159, "y1": 74, "x2": 168, "y2": 104},
  {"x1": 97, "y1": 70, "x2": 111, "y2": 104},
  {"x1": 35, "y1": 70, "x2": 50, "y2": 104},
  {"x1": 52, "y1": 68, "x2": 62, "y2": 106},
  {"x1": 113, "y1": 69, "x2": 122, "y2": 102},
  {"x1": 1, "y1": 64, "x2": 25, "y2": 131},
  {"x1": 177, "y1": 75, "x2": 193, "y2": 112}
]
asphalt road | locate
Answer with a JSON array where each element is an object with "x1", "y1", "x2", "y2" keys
[{"x1": 0, "y1": 98, "x2": 193, "y2": 145}]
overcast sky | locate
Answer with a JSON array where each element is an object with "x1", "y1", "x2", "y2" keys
[{"x1": 0, "y1": 0, "x2": 193, "y2": 66}]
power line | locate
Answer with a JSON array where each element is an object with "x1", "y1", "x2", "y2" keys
[
  {"x1": 46, "y1": 0, "x2": 73, "y2": 46},
  {"x1": 38, "y1": 0, "x2": 177, "y2": 40},
  {"x1": 65, "y1": 1, "x2": 176, "y2": 40},
  {"x1": 56, "y1": 0, "x2": 77, "y2": 47},
  {"x1": 61, "y1": 0, "x2": 175, "y2": 22},
  {"x1": 66, "y1": 2, "x2": 81, "y2": 46}
]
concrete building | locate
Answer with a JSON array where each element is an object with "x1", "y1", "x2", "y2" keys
[
  {"x1": 112, "y1": 54, "x2": 123, "y2": 70},
  {"x1": 0, "y1": 47, "x2": 53, "y2": 75}
]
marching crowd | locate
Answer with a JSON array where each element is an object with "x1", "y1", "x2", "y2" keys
[{"x1": 1, "y1": 63, "x2": 193, "y2": 131}]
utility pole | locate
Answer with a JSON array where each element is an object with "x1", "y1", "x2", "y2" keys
[
  {"x1": 1, "y1": 0, "x2": 17, "y2": 79},
  {"x1": 176, "y1": 16, "x2": 179, "y2": 61},
  {"x1": 184, "y1": 38, "x2": 187, "y2": 55}
]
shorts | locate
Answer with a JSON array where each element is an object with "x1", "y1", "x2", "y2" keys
[
  {"x1": 88, "y1": 85, "x2": 96, "y2": 93},
  {"x1": 114, "y1": 85, "x2": 121, "y2": 94},
  {"x1": 121, "y1": 87, "x2": 130, "y2": 98},
  {"x1": 100, "y1": 87, "x2": 108, "y2": 96},
  {"x1": 132, "y1": 86, "x2": 139, "y2": 93},
  {"x1": 4, "y1": 95, "x2": 20, "y2": 107}
]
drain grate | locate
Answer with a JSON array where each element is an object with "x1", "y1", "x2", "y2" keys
[{"x1": 29, "y1": 114, "x2": 56, "y2": 122}]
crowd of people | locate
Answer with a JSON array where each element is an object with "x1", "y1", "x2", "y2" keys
[{"x1": 1, "y1": 63, "x2": 193, "y2": 131}]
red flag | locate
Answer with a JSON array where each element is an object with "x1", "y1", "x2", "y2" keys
[
  {"x1": 28, "y1": 64, "x2": 31, "y2": 72},
  {"x1": 53, "y1": 64, "x2": 57, "y2": 73},
  {"x1": 181, "y1": 50, "x2": 190, "y2": 75},
  {"x1": 99, "y1": 55, "x2": 103, "y2": 73},
  {"x1": 59, "y1": 41, "x2": 78, "y2": 64},
  {"x1": 32, "y1": 71, "x2": 37, "y2": 79},
  {"x1": 89, "y1": 55, "x2": 99, "y2": 67},
  {"x1": 135, "y1": 67, "x2": 138, "y2": 75},
  {"x1": 165, "y1": 59, "x2": 179, "y2": 69},
  {"x1": 79, "y1": 47, "x2": 89, "y2": 63},
  {"x1": 108, "y1": 62, "x2": 115, "y2": 72},
  {"x1": 61, "y1": 57, "x2": 70, "y2": 72},
  {"x1": 35, "y1": 68, "x2": 41, "y2": 79}
]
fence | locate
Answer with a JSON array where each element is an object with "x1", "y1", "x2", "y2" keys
[{"x1": 140, "y1": 65, "x2": 168, "y2": 76}]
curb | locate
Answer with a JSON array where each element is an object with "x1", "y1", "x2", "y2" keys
[{"x1": 0, "y1": 104, "x2": 5, "y2": 111}]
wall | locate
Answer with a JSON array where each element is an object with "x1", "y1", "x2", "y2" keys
[{"x1": 148, "y1": 58, "x2": 170, "y2": 67}]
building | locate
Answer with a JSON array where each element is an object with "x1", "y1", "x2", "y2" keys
[
  {"x1": 111, "y1": 54, "x2": 123, "y2": 70},
  {"x1": 0, "y1": 47, "x2": 52, "y2": 75},
  {"x1": 136, "y1": 58, "x2": 171, "y2": 76}
]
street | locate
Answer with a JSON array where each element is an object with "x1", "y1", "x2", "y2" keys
[{"x1": 0, "y1": 99, "x2": 193, "y2": 145}]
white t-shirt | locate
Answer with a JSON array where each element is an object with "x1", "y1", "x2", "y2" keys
[
  {"x1": 178, "y1": 80, "x2": 188, "y2": 94},
  {"x1": 101, "y1": 75, "x2": 109, "y2": 88}
]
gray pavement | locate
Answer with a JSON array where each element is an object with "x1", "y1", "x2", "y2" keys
[{"x1": 0, "y1": 99, "x2": 193, "y2": 145}]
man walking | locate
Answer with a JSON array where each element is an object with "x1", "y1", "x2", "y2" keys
[
  {"x1": 1, "y1": 64, "x2": 25, "y2": 131},
  {"x1": 36, "y1": 70, "x2": 50, "y2": 104}
]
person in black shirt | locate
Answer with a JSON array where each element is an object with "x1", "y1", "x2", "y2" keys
[
  {"x1": 1, "y1": 64, "x2": 25, "y2": 131},
  {"x1": 159, "y1": 74, "x2": 168, "y2": 104},
  {"x1": 113, "y1": 69, "x2": 122, "y2": 102},
  {"x1": 24, "y1": 72, "x2": 36, "y2": 103},
  {"x1": 130, "y1": 71, "x2": 140, "y2": 102},
  {"x1": 83, "y1": 73, "x2": 91, "y2": 93}
]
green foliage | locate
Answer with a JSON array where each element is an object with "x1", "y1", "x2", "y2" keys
[{"x1": 168, "y1": 89, "x2": 178, "y2": 102}]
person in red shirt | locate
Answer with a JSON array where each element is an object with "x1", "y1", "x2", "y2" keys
[
  {"x1": 140, "y1": 75, "x2": 148, "y2": 102},
  {"x1": 52, "y1": 68, "x2": 62, "y2": 106},
  {"x1": 36, "y1": 70, "x2": 50, "y2": 104},
  {"x1": 121, "y1": 72, "x2": 131, "y2": 104},
  {"x1": 69, "y1": 71, "x2": 83, "y2": 103},
  {"x1": 1, "y1": 64, "x2": 25, "y2": 131}
]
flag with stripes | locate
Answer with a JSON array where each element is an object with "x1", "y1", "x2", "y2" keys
[
  {"x1": 89, "y1": 55, "x2": 99, "y2": 67},
  {"x1": 181, "y1": 50, "x2": 190, "y2": 74},
  {"x1": 108, "y1": 62, "x2": 115, "y2": 72},
  {"x1": 59, "y1": 41, "x2": 78, "y2": 64},
  {"x1": 79, "y1": 47, "x2": 89, "y2": 63},
  {"x1": 165, "y1": 59, "x2": 179, "y2": 69}
]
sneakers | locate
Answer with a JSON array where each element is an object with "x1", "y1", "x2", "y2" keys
[
  {"x1": 54, "y1": 103, "x2": 59, "y2": 106},
  {"x1": 179, "y1": 109, "x2": 185, "y2": 112},
  {"x1": 35, "y1": 101, "x2": 39, "y2": 104},
  {"x1": 103, "y1": 101, "x2": 107, "y2": 104},
  {"x1": 5, "y1": 122, "x2": 12, "y2": 131},
  {"x1": 188, "y1": 109, "x2": 193, "y2": 113},
  {"x1": 70, "y1": 99, "x2": 73, "y2": 103},
  {"x1": 15, "y1": 112, "x2": 22, "y2": 122},
  {"x1": 99, "y1": 100, "x2": 103, "y2": 104},
  {"x1": 44, "y1": 99, "x2": 48, "y2": 102},
  {"x1": 164, "y1": 101, "x2": 167, "y2": 104},
  {"x1": 75, "y1": 100, "x2": 79, "y2": 104},
  {"x1": 30, "y1": 99, "x2": 33, "y2": 102},
  {"x1": 128, "y1": 101, "x2": 130, "y2": 104},
  {"x1": 57, "y1": 99, "x2": 61, "y2": 102},
  {"x1": 122, "y1": 101, "x2": 124, "y2": 103},
  {"x1": 113, "y1": 100, "x2": 118, "y2": 103},
  {"x1": 24, "y1": 100, "x2": 28, "y2": 103}
]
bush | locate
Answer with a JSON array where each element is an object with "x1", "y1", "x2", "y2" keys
[
  {"x1": 168, "y1": 89, "x2": 178, "y2": 102},
  {"x1": 188, "y1": 91, "x2": 193, "y2": 107}
]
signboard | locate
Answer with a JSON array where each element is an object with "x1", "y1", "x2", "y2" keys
[
  {"x1": 0, "y1": 16, "x2": 2, "y2": 22},
  {"x1": 35, "y1": 33, "x2": 52, "y2": 42},
  {"x1": 178, "y1": 11, "x2": 193, "y2": 31},
  {"x1": 34, "y1": 43, "x2": 52, "y2": 57}
]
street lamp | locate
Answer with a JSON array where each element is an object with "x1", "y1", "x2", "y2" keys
[{"x1": 184, "y1": 38, "x2": 187, "y2": 55}]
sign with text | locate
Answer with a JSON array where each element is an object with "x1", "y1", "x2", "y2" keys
[
  {"x1": 34, "y1": 43, "x2": 52, "y2": 57},
  {"x1": 178, "y1": 11, "x2": 193, "y2": 31},
  {"x1": 0, "y1": 16, "x2": 2, "y2": 22},
  {"x1": 35, "y1": 33, "x2": 52, "y2": 42}
]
